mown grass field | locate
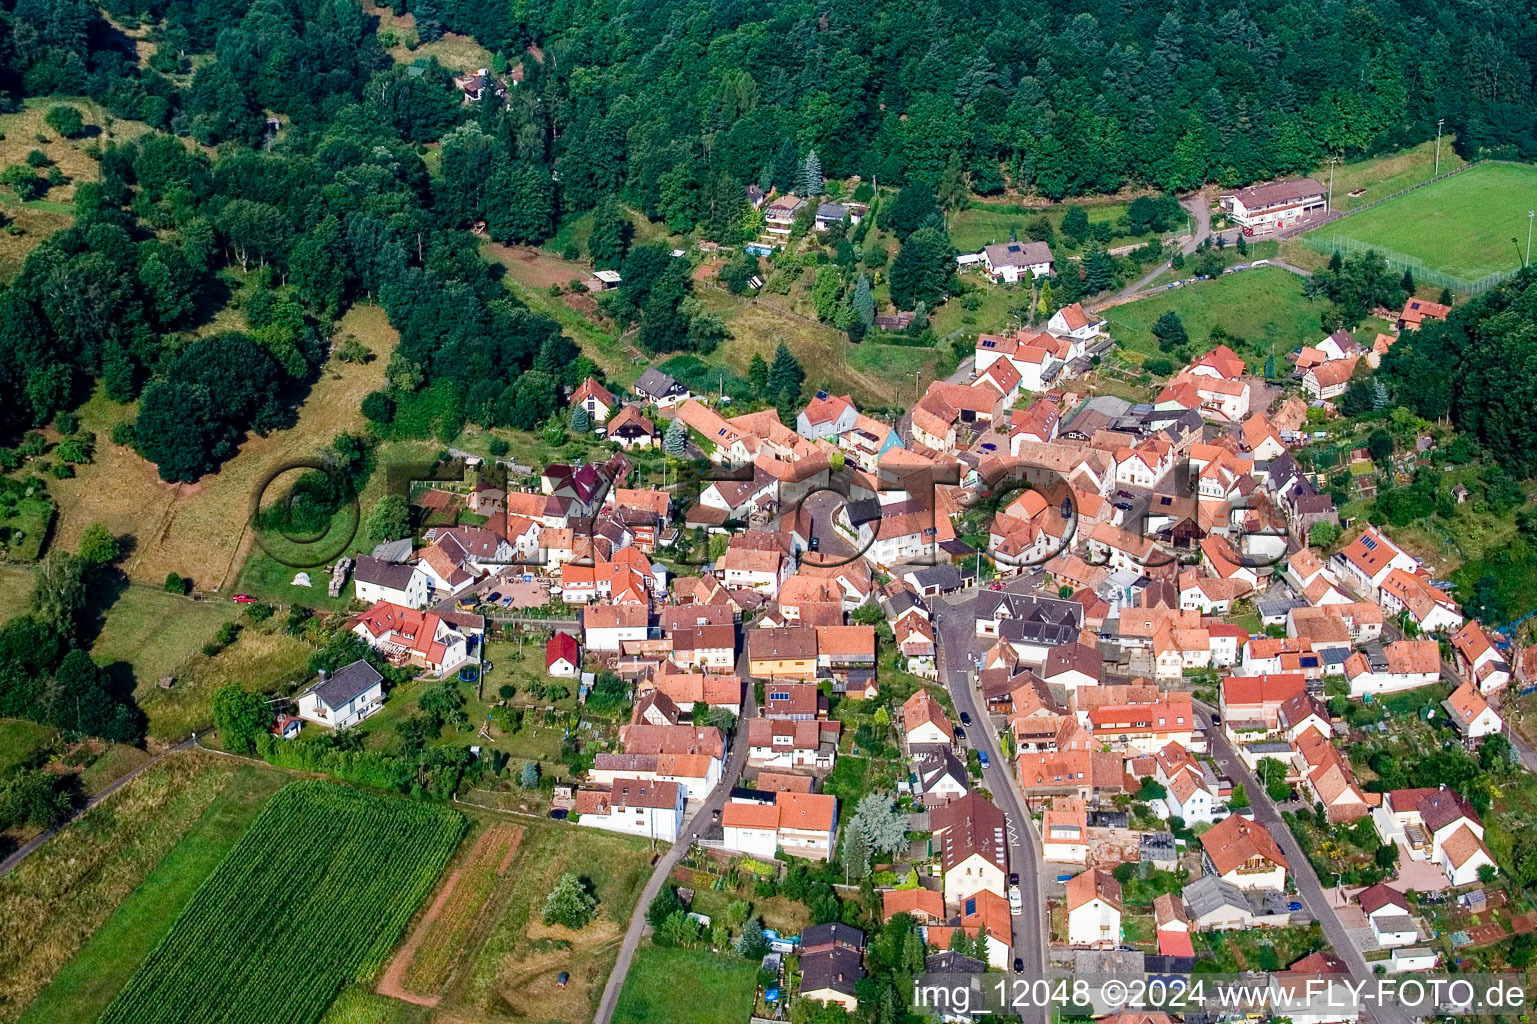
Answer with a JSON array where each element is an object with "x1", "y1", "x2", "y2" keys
[
  {"x1": 949, "y1": 199, "x2": 1169, "y2": 254},
  {"x1": 611, "y1": 946, "x2": 760, "y2": 1024},
  {"x1": 96, "y1": 781, "x2": 465, "y2": 1024},
  {"x1": 0, "y1": 753, "x2": 243, "y2": 1024},
  {"x1": 1102, "y1": 266, "x2": 1322, "y2": 370},
  {"x1": 16, "y1": 765, "x2": 287, "y2": 1024},
  {"x1": 0, "y1": 98, "x2": 154, "y2": 276},
  {"x1": 1304, "y1": 162, "x2": 1537, "y2": 281}
]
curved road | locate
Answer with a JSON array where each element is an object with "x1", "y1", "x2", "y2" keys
[{"x1": 593, "y1": 668, "x2": 757, "y2": 1024}]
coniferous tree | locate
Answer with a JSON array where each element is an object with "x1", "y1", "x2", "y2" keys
[{"x1": 799, "y1": 150, "x2": 823, "y2": 197}]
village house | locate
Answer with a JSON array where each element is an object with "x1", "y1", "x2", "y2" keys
[
  {"x1": 1331, "y1": 526, "x2": 1417, "y2": 598},
  {"x1": 980, "y1": 240, "x2": 1054, "y2": 283},
  {"x1": 763, "y1": 194, "x2": 806, "y2": 235},
  {"x1": 1066, "y1": 868, "x2": 1123, "y2": 948},
  {"x1": 748, "y1": 626, "x2": 819, "y2": 679},
  {"x1": 1041, "y1": 797, "x2": 1089, "y2": 864},
  {"x1": 546, "y1": 631, "x2": 580, "y2": 677},
  {"x1": 633, "y1": 367, "x2": 691, "y2": 408},
  {"x1": 1397, "y1": 297, "x2": 1451, "y2": 331},
  {"x1": 745, "y1": 717, "x2": 839, "y2": 770},
  {"x1": 931, "y1": 793, "x2": 1009, "y2": 904},
  {"x1": 296, "y1": 660, "x2": 384, "y2": 730},
  {"x1": 1358, "y1": 883, "x2": 1419, "y2": 948},
  {"x1": 573, "y1": 778, "x2": 685, "y2": 842},
  {"x1": 798, "y1": 923, "x2": 865, "y2": 1011},
  {"x1": 763, "y1": 681, "x2": 822, "y2": 721},
  {"x1": 903, "y1": 689, "x2": 956, "y2": 747},
  {"x1": 1451, "y1": 621, "x2": 1511, "y2": 694},
  {"x1": 351, "y1": 602, "x2": 481, "y2": 676},
  {"x1": 1378, "y1": 569, "x2": 1464, "y2": 634},
  {"x1": 1200, "y1": 813, "x2": 1289, "y2": 890},
  {"x1": 797, "y1": 392, "x2": 859, "y2": 441},
  {"x1": 1046, "y1": 302, "x2": 1105, "y2": 343},
  {"x1": 927, "y1": 889, "x2": 1014, "y2": 969},
  {"x1": 1302, "y1": 358, "x2": 1359, "y2": 402},
  {"x1": 582, "y1": 603, "x2": 651, "y2": 652},
  {"x1": 883, "y1": 887, "x2": 946, "y2": 926},
  {"x1": 1343, "y1": 639, "x2": 1441, "y2": 696},
  {"x1": 1442, "y1": 681, "x2": 1503, "y2": 741},
  {"x1": 720, "y1": 791, "x2": 838, "y2": 860},
  {"x1": 1372, "y1": 787, "x2": 1496, "y2": 886},
  {"x1": 606, "y1": 405, "x2": 659, "y2": 448},
  {"x1": 596, "y1": 724, "x2": 726, "y2": 800},
  {"x1": 1218, "y1": 673, "x2": 1307, "y2": 739},
  {"x1": 571, "y1": 377, "x2": 616, "y2": 422},
  {"x1": 352, "y1": 556, "x2": 430, "y2": 609}
]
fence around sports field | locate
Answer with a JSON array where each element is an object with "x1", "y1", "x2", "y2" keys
[
  {"x1": 1300, "y1": 160, "x2": 1528, "y2": 295},
  {"x1": 1301, "y1": 233, "x2": 1520, "y2": 295}
]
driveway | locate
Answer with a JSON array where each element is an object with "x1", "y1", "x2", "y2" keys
[
  {"x1": 592, "y1": 659, "x2": 758, "y2": 1024},
  {"x1": 934, "y1": 587, "x2": 1048, "y2": 1022}
]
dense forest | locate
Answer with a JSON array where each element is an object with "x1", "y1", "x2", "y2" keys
[{"x1": 0, "y1": 0, "x2": 1534, "y2": 476}]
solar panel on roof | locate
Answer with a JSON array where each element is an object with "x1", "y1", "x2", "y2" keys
[{"x1": 1361, "y1": 535, "x2": 1378, "y2": 550}]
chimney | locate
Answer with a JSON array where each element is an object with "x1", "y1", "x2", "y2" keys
[{"x1": 318, "y1": 669, "x2": 328, "y2": 684}]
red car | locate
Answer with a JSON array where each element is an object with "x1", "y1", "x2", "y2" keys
[{"x1": 232, "y1": 594, "x2": 256, "y2": 603}]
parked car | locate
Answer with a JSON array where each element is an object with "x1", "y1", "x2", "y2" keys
[
  {"x1": 954, "y1": 727, "x2": 966, "y2": 740},
  {"x1": 1009, "y1": 872, "x2": 1020, "y2": 886},
  {"x1": 548, "y1": 809, "x2": 568, "y2": 820},
  {"x1": 978, "y1": 750, "x2": 990, "y2": 768},
  {"x1": 232, "y1": 594, "x2": 256, "y2": 603},
  {"x1": 959, "y1": 712, "x2": 972, "y2": 726},
  {"x1": 1014, "y1": 958, "x2": 1025, "y2": 973},
  {"x1": 1288, "y1": 901, "x2": 1303, "y2": 912}
]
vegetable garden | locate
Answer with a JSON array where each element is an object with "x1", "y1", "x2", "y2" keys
[{"x1": 95, "y1": 780, "x2": 465, "y2": 1024}]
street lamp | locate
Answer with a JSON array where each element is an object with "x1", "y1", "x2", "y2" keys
[
  {"x1": 1528, "y1": 210, "x2": 1535, "y2": 268},
  {"x1": 1434, "y1": 118, "x2": 1444, "y2": 176}
]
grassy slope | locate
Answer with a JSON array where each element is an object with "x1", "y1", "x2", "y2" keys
[
  {"x1": 0, "y1": 753, "x2": 239, "y2": 1024},
  {"x1": 611, "y1": 946, "x2": 759, "y2": 1024},
  {"x1": 1314, "y1": 137, "x2": 1469, "y2": 213},
  {"x1": 15, "y1": 766, "x2": 287, "y2": 1024},
  {"x1": 0, "y1": 719, "x2": 53, "y2": 774},
  {"x1": 1102, "y1": 266, "x2": 1321, "y2": 370},
  {"x1": 46, "y1": 303, "x2": 396, "y2": 594},
  {"x1": 1306, "y1": 162, "x2": 1537, "y2": 280}
]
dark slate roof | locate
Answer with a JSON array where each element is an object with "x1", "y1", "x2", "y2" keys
[
  {"x1": 311, "y1": 659, "x2": 383, "y2": 709},
  {"x1": 925, "y1": 951, "x2": 987, "y2": 974},
  {"x1": 353, "y1": 555, "x2": 417, "y2": 589},
  {"x1": 800, "y1": 946, "x2": 865, "y2": 996}
]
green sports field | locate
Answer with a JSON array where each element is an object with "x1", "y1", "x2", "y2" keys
[{"x1": 1305, "y1": 162, "x2": 1537, "y2": 281}]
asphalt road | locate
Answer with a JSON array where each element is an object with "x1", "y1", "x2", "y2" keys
[
  {"x1": 1197, "y1": 704, "x2": 1414, "y2": 1024},
  {"x1": 592, "y1": 661, "x2": 757, "y2": 1024},
  {"x1": 934, "y1": 586, "x2": 1050, "y2": 1024}
]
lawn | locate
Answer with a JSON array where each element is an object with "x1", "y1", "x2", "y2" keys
[
  {"x1": 949, "y1": 200, "x2": 1169, "y2": 255},
  {"x1": 612, "y1": 946, "x2": 759, "y2": 1024},
  {"x1": 1303, "y1": 162, "x2": 1537, "y2": 284},
  {"x1": 0, "y1": 719, "x2": 53, "y2": 775},
  {"x1": 1102, "y1": 267, "x2": 1322, "y2": 371},
  {"x1": 452, "y1": 820, "x2": 656, "y2": 1024},
  {"x1": 15, "y1": 765, "x2": 287, "y2": 1024},
  {"x1": 0, "y1": 752, "x2": 243, "y2": 1024},
  {"x1": 96, "y1": 781, "x2": 465, "y2": 1024}
]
